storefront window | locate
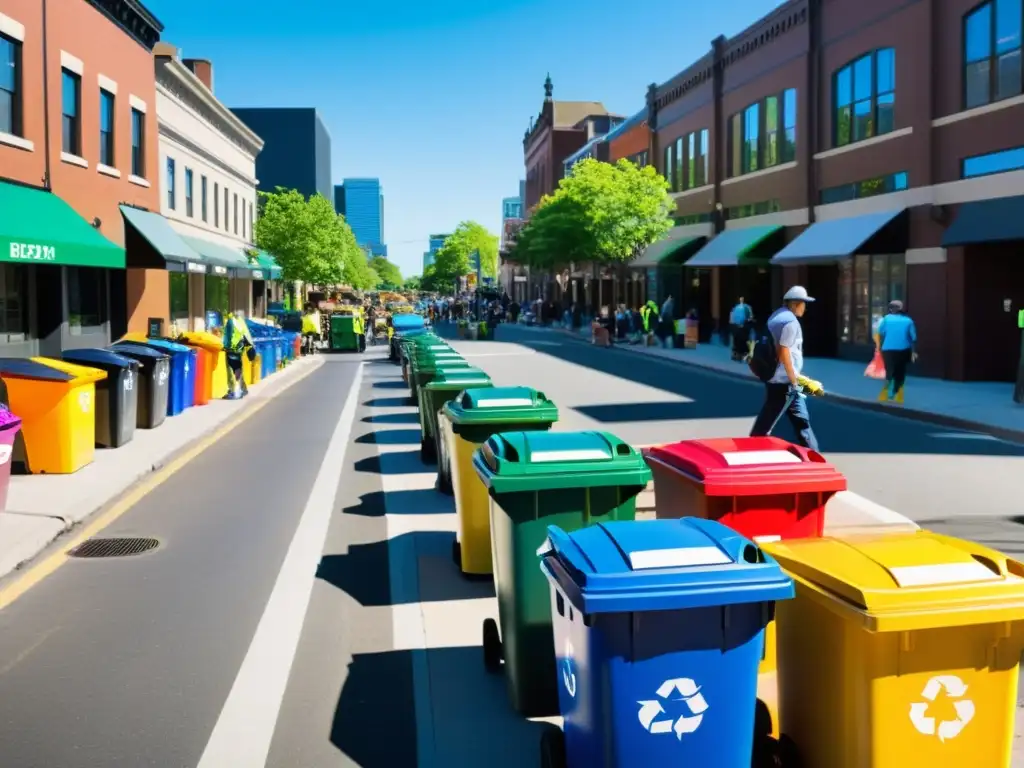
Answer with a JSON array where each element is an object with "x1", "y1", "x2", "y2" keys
[
  {"x1": 66, "y1": 267, "x2": 107, "y2": 336},
  {"x1": 169, "y1": 272, "x2": 189, "y2": 330},
  {"x1": 842, "y1": 254, "x2": 905, "y2": 345},
  {"x1": 0, "y1": 265, "x2": 29, "y2": 343},
  {"x1": 205, "y1": 276, "x2": 229, "y2": 318}
]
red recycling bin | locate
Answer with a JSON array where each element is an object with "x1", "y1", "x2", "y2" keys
[
  {"x1": 0, "y1": 408, "x2": 21, "y2": 513},
  {"x1": 642, "y1": 436, "x2": 847, "y2": 541}
]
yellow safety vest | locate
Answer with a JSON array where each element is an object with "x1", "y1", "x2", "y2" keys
[{"x1": 227, "y1": 314, "x2": 252, "y2": 352}]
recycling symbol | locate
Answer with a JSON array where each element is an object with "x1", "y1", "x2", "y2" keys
[
  {"x1": 0, "y1": 445, "x2": 11, "y2": 465},
  {"x1": 638, "y1": 678, "x2": 708, "y2": 739},
  {"x1": 909, "y1": 675, "x2": 975, "y2": 742},
  {"x1": 561, "y1": 639, "x2": 576, "y2": 698},
  {"x1": 158, "y1": 369, "x2": 168, "y2": 384}
]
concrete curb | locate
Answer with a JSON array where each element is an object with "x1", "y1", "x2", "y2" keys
[{"x1": 545, "y1": 327, "x2": 1024, "y2": 444}]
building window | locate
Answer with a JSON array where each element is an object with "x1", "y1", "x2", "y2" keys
[
  {"x1": 233, "y1": 193, "x2": 238, "y2": 235},
  {"x1": 166, "y1": 158, "x2": 175, "y2": 209},
  {"x1": 224, "y1": 187, "x2": 229, "y2": 231},
  {"x1": 214, "y1": 182, "x2": 220, "y2": 226},
  {"x1": 99, "y1": 89, "x2": 115, "y2": 167},
  {"x1": 674, "y1": 137, "x2": 684, "y2": 192},
  {"x1": 834, "y1": 48, "x2": 896, "y2": 147},
  {"x1": 663, "y1": 145, "x2": 674, "y2": 188},
  {"x1": 61, "y1": 69, "x2": 81, "y2": 155},
  {"x1": 205, "y1": 276, "x2": 229, "y2": 317},
  {"x1": 783, "y1": 90, "x2": 797, "y2": 162},
  {"x1": 729, "y1": 91, "x2": 795, "y2": 177},
  {"x1": 169, "y1": 272, "x2": 189, "y2": 330},
  {"x1": 839, "y1": 254, "x2": 905, "y2": 345},
  {"x1": 249, "y1": 202, "x2": 254, "y2": 239},
  {"x1": 184, "y1": 168, "x2": 193, "y2": 217},
  {"x1": 0, "y1": 34, "x2": 23, "y2": 137},
  {"x1": 201, "y1": 176, "x2": 208, "y2": 221},
  {"x1": 819, "y1": 172, "x2": 909, "y2": 204},
  {"x1": 674, "y1": 213, "x2": 713, "y2": 225},
  {"x1": 66, "y1": 266, "x2": 108, "y2": 336},
  {"x1": 726, "y1": 200, "x2": 781, "y2": 220},
  {"x1": 0, "y1": 265, "x2": 30, "y2": 342},
  {"x1": 130, "y1": 108, "x2": 145, "y2": 177},
  {"x1": 962, "y1": 145, "x2": 1024, "y2": 177},
  {"x1": 743, "y1": 103, "x2": 760, "y2": 173},
  {"x1": 965, "y1": 1, "x2": 1023, "y2": 108}
]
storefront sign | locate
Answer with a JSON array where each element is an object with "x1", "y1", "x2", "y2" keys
[
  {"x1": 212, "y1": 265, "x2": 228, "y2": 276},
  {"x1": 9, "y1": 242, "x2": 57, "y2": 262},
  {"x1": 187, "y1": 261, "x2": 207, "y2": 274}
]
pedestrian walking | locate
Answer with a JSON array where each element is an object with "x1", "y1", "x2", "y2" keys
[
  {"x1": 749, "y1": 286, "x2": 819, "y2": 450},
  {"x1": 659, "y1": 294, "x2": 675, "y2": 348},
  {"x1": 729, "y1": 296, "x2": 754, "y2": 361},
  {"x1": 874, "y1": 300, "x2": 917, "y2": 404}
]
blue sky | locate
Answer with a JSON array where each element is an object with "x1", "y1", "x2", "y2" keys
[{"x1": 145, "y1": 0, "x2": 780, "y2": 278}]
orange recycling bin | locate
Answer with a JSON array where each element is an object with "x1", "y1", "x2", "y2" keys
[
  {"x1": 180, "y1": 332, "x2": 229, "y2": 400},
  {"x1": 0, "y1": 358, "x2": 106, "y2": 474}
]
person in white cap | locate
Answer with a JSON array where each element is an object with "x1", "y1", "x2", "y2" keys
[{"x1": 750, "y1": 286, "x2": 819, "y2": 450}]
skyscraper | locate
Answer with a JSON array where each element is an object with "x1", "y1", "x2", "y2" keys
[
  {"x1": 230, "y1": 107, "x2": 332, "y2": 200},
  {"x1": 335, "y1": 178, "x2": 387, "y2": 257}
]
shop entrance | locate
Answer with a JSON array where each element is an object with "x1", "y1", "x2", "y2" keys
[{"x1": 964, "y1": 242, "x2": 1024, "y2": 381}]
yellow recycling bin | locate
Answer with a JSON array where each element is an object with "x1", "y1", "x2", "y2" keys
[
  {"x1": 180, "y1": 331, "x2": 229, "y2": 400},
  {"x1": 764, "y1": 531, "x2": 1024, "y2": 768}
]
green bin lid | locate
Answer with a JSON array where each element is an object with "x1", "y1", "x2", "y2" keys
[
  {"x1": 426, "y1": 366, "x2": 491, "y2": 386},
  {"x1": 443, "y1": 386, "x2": 557, "y2": 427},
  {"x1": 413, "y1": 355, "x2": 467, "y2": 372},
  {"x1": 473, "y1": 430, "x2": 651, "y2": 494}
]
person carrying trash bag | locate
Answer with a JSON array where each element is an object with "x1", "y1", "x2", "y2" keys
[{"x1": 222, "y1": 312, "x2": 255, "y2": 400}]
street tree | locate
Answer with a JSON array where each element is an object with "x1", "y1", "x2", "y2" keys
[
  {"x1": 370, "y1": 255, "x2": 403, "y2": 289},
  {"x1": 404, "y1": 275, "x2": 423, "y2": 292},
  {"x1": 255, "y1": 188, "x2": 352, "y2": 285},
  {"x1": 509, "y1": 193, "x2": 596, "y2": 270},
  {"x1": 432, "y1": 221, "x2": 499, "y2": 283},
  {"x1": 342, "y1": 235, "x2": 381, "y2": 291}
]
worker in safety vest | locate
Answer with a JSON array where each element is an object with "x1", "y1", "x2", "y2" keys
[
  {"x1": 301, "y1": 304, "x2": 320, "y2": 356},
  {"x1": 639, "y1": 300, "x2": 656, "y2": 332},
  {"x1": 222, "y1": 312, "x2": 254, "y2": 399}
]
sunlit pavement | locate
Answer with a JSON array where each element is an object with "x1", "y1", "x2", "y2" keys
[{"x1": 0, "y1": 327, "x2": 1021, "y2": 766}]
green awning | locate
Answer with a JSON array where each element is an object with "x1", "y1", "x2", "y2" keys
[
  {"x1": 0, "y1": 180, "x2": 124, "y2": 268},
  {"x1": 941, "y1": 196, "x2": 1024, "y2": 246},
  {"x1": 246, "y1": 249, "x2": 283, "y2": 280},
  {"x1": 772, "y1": 209, "x2": 904, "y2": 263},
  {"x1": 120, "y1": 205, "x2": 201, "y2": 266},
  {"x1": 633, "y1": 232, "x2": 706, "y2": 267},
  {"x1": 685, "y1": 225, "x2": 783, "y2": 267},
  {"x1": 178, "y1": 234, "x2": 248, "y2": 278}
]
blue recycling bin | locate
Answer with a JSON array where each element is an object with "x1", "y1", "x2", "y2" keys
[
  {"x1": 539, "y1": 517, "x2": 794, "y2": 768},
  {"x1": 137, "y1": 339, "x2": 196, "y2": 415}
]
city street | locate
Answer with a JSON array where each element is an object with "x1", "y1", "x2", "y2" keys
[{"x1": 0, "y1": 325, "x2": 1021, "y2": 767}]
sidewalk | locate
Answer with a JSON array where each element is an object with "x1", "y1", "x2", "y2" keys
[
  {"x1": 540, "y1": 324, "x2": 1024, "y2": 440},
  {"x1": 0, "y1": 355, "x2": 321, "y2": 580}
]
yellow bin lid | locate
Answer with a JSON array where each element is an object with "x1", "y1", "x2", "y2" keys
[
  {"x1": 764, "y1": 531, "x2": 1024, "y2": 632},
  {"x1": 31, "y1": 357, "x2": 107, "y2": 384},
  {"x1": 179, "y1": 331, "x2": 224, "y2": 352}
]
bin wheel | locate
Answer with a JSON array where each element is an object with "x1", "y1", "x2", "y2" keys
[
  {"x1": 436, "y1": 467, "x2": 453, "y2": 495},
  {"x1": 482, "y1": 618, "x2": 503, "y2": 673},
  {"x1": 451, "y1": 539, "x2": 462, "y2": 568},
  {"x1": 420, "y1": 437, "x2": 437, "y2": 464},
  {"x1": 539, "y1": 726, "x2": 566, "y2": 768}
]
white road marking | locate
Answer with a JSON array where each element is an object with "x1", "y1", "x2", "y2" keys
[
  {"x1": 929, "y1": 431, "x2": 1003, "y2": 442},
  {"x1": 195, "y1": 363, "x2": 364, "y2": 768}
]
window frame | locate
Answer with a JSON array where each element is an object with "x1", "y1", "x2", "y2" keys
[
  {"x1": 233, "y1": 193, "x2": 238, "y2": 235},
  {"x1": 0, "y1": 33, "x2": 23, "y2": 138},
  {"x1": 184, "y1": 167, "x2": 193, "y2": 217},
  {"x1": 729, "y1": 89, "x2": 797, "y2": 176},
  {"x1": 0, "y1": 264, "x2": 30, "y2": 342},
  {"x1": 130, "y1": 108, "x2": 145, "y2": 177},
  {"x1": 200, "y1": 176, "x2": 208, "y2": 221},
  {"x1": 99, "y1": 88, "x2": 115, "y2": 167},
  {"x1": 963, "y1": 0, "x2": 1023, "y2": 109},
  {"x1": 839, "y1": 254, "x2": 906, "y2": 345},
  {"x1": 224, "y1": 187, "x2": 229, "y2": 231},
  {"x1": 214, "y1": 182, "x2": 220, "y2": 227},
  {"x1": 61, "y1": 68, "x2": 82, "y2": 156},
  {"x1": 833, "y1": 48, "x2": 897, "y2": 148},
  {"x1": 65, "y1": 265, "x2": 108, "y2": 336},
  {"x1": 166, "y1": 157, "x2": 176, "y2": 210}
]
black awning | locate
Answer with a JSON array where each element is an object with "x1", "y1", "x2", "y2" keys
[{"x1": 942, "y1": 195, "x2": 1024, "y2": 247}]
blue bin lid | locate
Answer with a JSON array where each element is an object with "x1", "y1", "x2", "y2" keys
[
  {"x1": 63, "y1": 348, "x2": 139, "y2": 370},
  {"x1": 392, "y1": 314, "x2": 425, "y2": 331},
  {"x1": 0, "y1": 357, "x2": 73, "y2": 382},
  {"x1": 110, "y1": 342, "x2": 170, "y2": 361},
  {"x1": 541, "y1": 518, "x2": 794, "y2": 615},
  {"x1": 143, "y1": 338, "x2": 192, "y2": 355}
]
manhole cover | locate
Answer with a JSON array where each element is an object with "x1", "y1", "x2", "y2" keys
[{"x1": 67, "y1": 537, "x2": 160, "y2": 559}]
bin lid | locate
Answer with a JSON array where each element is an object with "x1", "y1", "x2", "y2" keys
[
  {"x1": 763, "y1": 532, "x2": 1024, "y2": 632},
  {"x1": 425, "y1": 367, "x2": 492, "y2": 389},
  {"x1": 643, "y1": 437, "x2": 847, "y2": 496},
  {"x1": 0, "y1": 357, "x2": 75, "y2": 382},
  {"x1": 111, "y1": 342, "x2": 170, "y2": 362},
  {"x1": 444, "y1": 386, "x2": 556, "y2": 428},
  {"x1": 474, "y1": 430, "x2": 650, "y2": 494},
  {"x1": 540, "y1": 517, "x2": 794, "y2": 615},
  {"x1": 393, "y1": 314, "x2": 425, "y2": 330},
  {"x1": 62, "y1": 347, "x2": 140, "y2": 371},
  {"x1": 179, "y1": 331, "x2": 224, "y2": 352},
  {"x1": 138, "y1": 338, "x2": 192, "y2": 355},
  {"x1": 0, "y1": 405, "x2": 21, "y2": 430},
  {"x1": 31, "y1": 356, "x2": 108, "y2": 384}
]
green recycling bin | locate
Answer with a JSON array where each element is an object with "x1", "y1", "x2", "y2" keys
[
  {"x1": 472, "y1": 430, "x2": 651, "y2": 717},
  {"x1": 402, "y1": 338, "x2": 450, "y2": 385},
  {"x1": 330, "y1": 314, "x2": 360, "y2": 352},
  {"x1": 418, "y1": 366, "x2": 492, "y2": 464},
  {"x1": 409, "y1": 352, "x2": 468, "y2": 406},
  {"x1": 440, "y1": 387, "x2": 558, "y2": 568}
]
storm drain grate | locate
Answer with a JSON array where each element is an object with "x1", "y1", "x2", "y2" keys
[{"x1": 67, "y1": 537, "x2": 161, "y2": 559}]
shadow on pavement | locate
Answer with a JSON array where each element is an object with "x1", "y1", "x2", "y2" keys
[
  {"x1": 354, "y1": 451, "x2": 426, "y2": 475},
  {"x1": 342, "y1": 489, "x2": 452, "y2": 517},
  {"x1": 373, "y1": 380, "x2": 407, "y2": 389},
  {"x1": 317, "y1": 531, "x2": 493, "y2": 605},
  {"x1": 333, "y1": 646, "x2": 547, "y2": 768},
  {"x1": 362, "y1": 412, "x2": 420, "y2": 425},
  {"x1": 355, "y1": 429, "x2": 422, "y2": 445},
  {"x1": 364, "y1": 396, "x2": 411, "y2": 408}
]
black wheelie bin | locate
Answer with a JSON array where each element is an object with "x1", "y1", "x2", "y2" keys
[
  {"x1": 109, "y1": 342, "x2": 171, "y2": 429},
  {"x1": 62, "y1": 348, "x2": 140, "y2": 448}
]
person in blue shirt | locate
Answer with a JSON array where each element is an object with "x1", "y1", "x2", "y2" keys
[
  {"x1": 875, "y1": 300, "x2": 917, "y2": 403},
  {"x1": 729, "y1": 296, "x2": 754, "y2": 360}
]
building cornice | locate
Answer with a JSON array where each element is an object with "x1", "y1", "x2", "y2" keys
[
  {"x1": 156, "y1": 59, "x2": 264, "y2": 156},
  {"x1": 86, "y1": 0, "x2": 163, "y2": 51},
  {"x1": 157, "y1": 116, "x2": 260, "y2": 188}
]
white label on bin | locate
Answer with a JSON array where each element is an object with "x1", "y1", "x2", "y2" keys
[
  {"x1": 78, "y1": 391, "x2": 91, "y2": 413},
  {"x1": 530, "y1": 449, "x2": 609, "y2": 463},
  {"x1": 753, "y1": 535, "x2": 782, "y2": 544},
  {"x1": 638, "y1": 678, "x2": 708, "y2": 738},
  {"x1": 720, "y1": 450, "x2": 801, "y2": 466},
  {"x1": 910, "y1": 675, "x2": 975, "y2": 741},
  {"x1": 158, "y1": 368, "x2": 168, "y2": 384},
  {"x1": 561, "y1": 639, "x2": 577, "y2": 698},
  {"x1": 628, "y1": 546, "x2": 731, "y2": 570},
  {"x1": 0, "y1": 445, "x2": 11, "y2": 465},
  {"x1": 476, "y1": 398, "x2": 534, "y2": 408},
  {"x1": 123, "y1": 373, "x2": 134, "y2": 392},
  {"x1": 888, "y1": 561, "x2": 1001, "y2": 588}
]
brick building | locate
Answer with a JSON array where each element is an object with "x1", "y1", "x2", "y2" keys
[
  {"x1": 641, "y1": 0, "x2": 1024, "y2": 382},
  {"x1": 0, "y1": 0, "x2": 162, "y2": 356},
  {"x1": 607, "y1": 107, "x2": 650, "y2": 165}
]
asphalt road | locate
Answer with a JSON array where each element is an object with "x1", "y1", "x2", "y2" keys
[{"x1": 0, "y1": 325, "x2": 1020, "y2": 767}]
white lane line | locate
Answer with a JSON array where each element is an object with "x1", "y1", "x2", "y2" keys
[
  {"x1": 929, "y1": 431, "x2": 1004, "y2": 442},
  {"x1": 195, "y1": 363, "x2": 364, "y2": 768}
]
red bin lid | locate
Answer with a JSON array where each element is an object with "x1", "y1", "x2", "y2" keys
[{"x1": 643, "y1": 437, "x2": 847, "y2": 497}]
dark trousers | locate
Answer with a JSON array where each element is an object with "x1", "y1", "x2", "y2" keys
[
  {"x1": 731, "y1": 325, "x2": 748, "y2": 359},
  {"x1": 750, "y1": 383, "x2": 819, "y2": 450},
  {"x1": 226, "y1": 351, "x2": 247, "y2": 395},
  {"x1": 882, "y1": 349, "x2": 912, "y2": 397}
]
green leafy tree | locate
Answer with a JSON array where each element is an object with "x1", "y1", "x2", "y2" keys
[
  {"x1": 404, "y1": 275, "x2": 423, "y2": 291},
  {"x1": 370, "y1": 256, "x2": 403, "y2": 289},
  {"x1": 419, "y1": 263, "x2": 449, "y2": 293},
  {"x1": 343, "y1": 241, "x2": 381, "y2": 290},
  {"x1": 432, "y1": 220, "x2": 499, "y2": 283},
  {"x1": 510, "y1": 193, "x2": 596, "y2": 270},
  {"x1": 255, "y1": 188, "x2": 352, "y2": 284}
]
